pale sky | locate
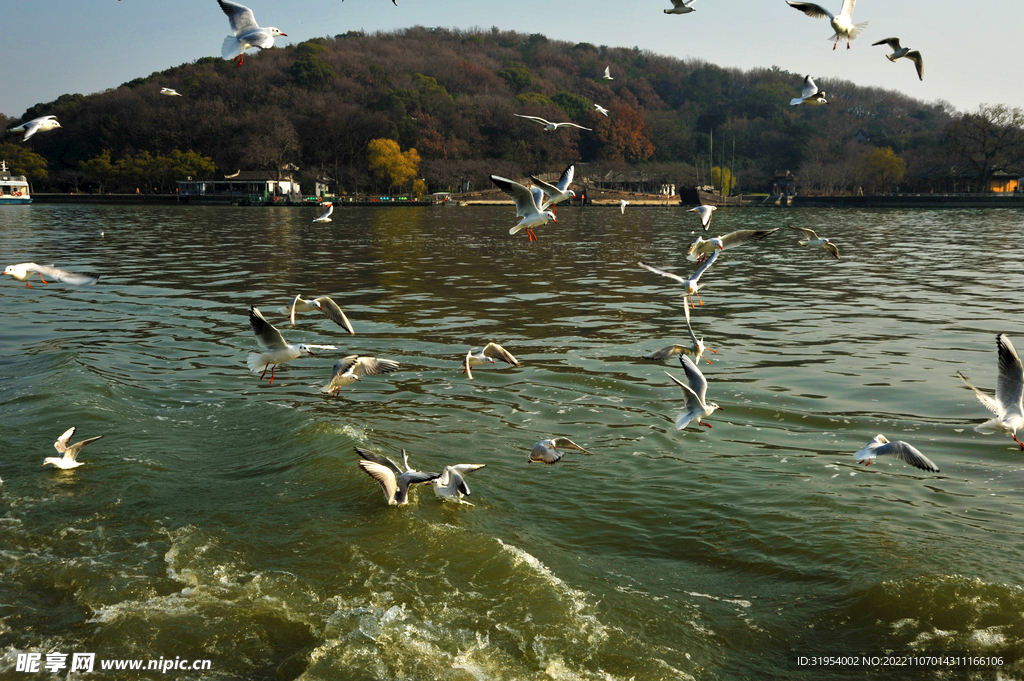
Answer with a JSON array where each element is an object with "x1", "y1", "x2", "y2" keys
[{"x1": 4, "y1": 0, "x2": 1020, "y2": 119}]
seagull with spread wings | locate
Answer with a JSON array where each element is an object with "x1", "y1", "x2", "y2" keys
[
  {"x1": 7, "y1": 116, "x2": 61, "y2": 143},
  {"x1": 872, "y1": 38, "x2": 923, "y2": 81},
  {"x1": 322, "y1": 356, "x2": 400, "y2": 395},
  {"x1": 528, "y1": 437, "x2": 594, "y2": 464},
  {"x1": 530, "y1": 164, "x2": 577, "y2": 209},
  {"x1": 644, "y1": 291, "x2": 716, "y2": 364},
  {"x1": 785, "y1": 0, "x2": 868, "y2": 50},
  {"x1": 216, "y1": 0, "x2": 286, "y2": 67},
  {"x1": 355, "y1": 447, "x2": 439, "y2": 505},
  {"x1": 282, "y1": 294, "x2": 354, "y2": 334},
  {"x1": 853, "y1": 435, "x2": 940, "y2": 472},
  {"x1": 790, "y1": 75, "x2": 828, "y2": 105},
  {"x1": 247, "y1": 306, "x2": 334, "y2": 384},
  {"x1": 463, "y1": 343, "x2": 520, "y2": 380},
  {"x1": 789, "y1": 224, "x2": 840, "y2": 259},
  {"x1": 638, "y1": 251, "x2": 720, "y2": 307},
  {"x1": 513, "y1": 114, "x2": 592, "y2": 132},
  {"x1": 688, "y1": 205, "x2": 717, "y2": 230},
  {"x1": 3, "y1": 263, "x2": 99, "y2": 288},
  {"x1": 958, "y1": 334, "x2": 1024, "y2": 451},
  {"x1": 490, "y1": 175, "x2": 556, "y2": 241},
  {"x1": 43, "y1": 427, "x2": 104, "y2": 470},
  {"x1": 666, "y1": 355, "x2": 722, "y2": 431}
]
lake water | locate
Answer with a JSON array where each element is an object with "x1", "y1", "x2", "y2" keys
[{"x1": 1, "y1": 203, "x2": 1022, "y2": 680}]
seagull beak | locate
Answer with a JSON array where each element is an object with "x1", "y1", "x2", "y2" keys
[
  {"x1": 306, "y1": 349, "x2": 314, "y2": 356},
  {"x1": 280, "y1": 32, "x2": 288, "y2": 36}
]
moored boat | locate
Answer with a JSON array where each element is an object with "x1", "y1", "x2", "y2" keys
[{"x1": 0, "y1": 161, "x2": 32, "y2": 204}]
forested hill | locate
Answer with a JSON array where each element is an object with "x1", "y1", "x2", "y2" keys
[{"x1": 2, "y1": 27, "x2": 964, "y2": 194}]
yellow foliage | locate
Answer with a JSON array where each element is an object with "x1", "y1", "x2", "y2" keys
[{"x1": 367, "y1": 138, "x2": 421, "y2": 191}]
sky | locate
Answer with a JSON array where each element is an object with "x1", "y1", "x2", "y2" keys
[{"x1": 4, "y1": 0, "x2": 1021, "y2": 119}]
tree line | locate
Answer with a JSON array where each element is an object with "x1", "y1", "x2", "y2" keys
[{"x1": 2, "y1": 27, "x2": 1022, "y2": 195}]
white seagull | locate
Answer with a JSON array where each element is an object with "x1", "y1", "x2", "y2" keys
[
  {"x1": 853, "y1": 435, "x2": 940, "y2": 472},
  {"x1": 490, "y1": 175, "x2": 556, "y2": 241},
  {"x1": 594, "y1": 103, "x2": 610, "y2": 116},
  {"x1": 872, "y1": 38, "x2": 923, "y2": 81},
  {"x1": 528, "y1": 437, "x2": 593, "y2": 464},
  {"x1": 786, "y1": 0, "x2": 868, "y2": 51},
  {"x1": 644, "y1": 292, "x2": 716, "y2": 364},
  {"x1": 160, "y1": 88, "x2": 183, "y2": 97},
  {"x1": 619, "y1": 199, "x2": 629, "y2": 214},
  {"x1": 665, "y1": 355, "x2": 722, "y2": 431},
  {"x1": 43, "y1": 427, "x2": 104, "y2": 470},
  {"x1": 513, "y1": 114, "x2": 592, "y2": 132},
  {"x1": 322, "y1": 355, "x2": 400, "y2": 395},
  {"x1": 8, "y1": 116, "x2": 61, "y2": 143},
  {"x1": 312, "y1": 202, "x2": 333, "y2": 223},
  {"x1": 463, "y1": 343, "x2": 520, "y2": 380},
  {"x1": 530, "y1": 164, "x2": 576, "y2": 209},
  {"x1": 790, "y1": 75, "x2": 828, "y2": 106},
  {"x1": 638, "y1": 250, "x2": 720, "y2": 307},
  {"x1": 687, "y1": 227, "x2": 779, "y2": 263},
  {"x1": 789, "y1": 224, "x2": 840, "y2": 259},
  {"x1": 3, "y1": 263, "x2": 99, "y2": 288},
  {"x1": 958, "y1": 334, "x2": 1024, "y2": 451},
  {"x1": 665, "y1": 0, "x2": 697, "y2": 14},
  {"x1": 247, "y1": 306, "x2": 334, "y2": 384},
  {"x1": 689, "y1": 205, "x2": 717, "y2": 230},
  {"x1": 282, "y1": 294, "x2": 354, "y2": 334},
  {"x1": 217, "y1": 0, "x2": 286, "y2": 67},
  {"x1": 430, "y1": 464, "x2": 486, "y2": 505},
  {"x1": 355, "y1": 447, "x2": 439, "y2": 505},
  {"x1": 602, "y1": 66, "x2": 614, "y2": 80}
]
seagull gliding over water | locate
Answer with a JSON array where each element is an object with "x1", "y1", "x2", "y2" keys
[
  {"x1": 958, "y1": 334, "x2": 1024, "y2": 451},
  {"x1": 853, "y1": 435, "x2": 939, "y2": 472}
]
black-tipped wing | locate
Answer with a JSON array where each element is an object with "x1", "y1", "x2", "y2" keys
[
  {"x1": 823, "y1": 242, "x2": 841, "y2": 259},
  {"x1": 551, "y1": 437, "x2": 592, "y2": 454},
  {"x1": 786, "y1": 1, "x2": 833, "y2": 20},
  {"x1": 250, "y1": 306, "x2": 287, "y2": 350},
  {"x1": 638, "y1": 261, "x2": 687, "y2": 285},
  {"x1": 801, "y1": 75, "x2": 820, "y2": 100},
  {"x1": 217, "y1": 0, "x2": 259, "y2": 34},
  {"x1": 65, "y1": 435, "x2": 104, "y2": 462},
  {"x1": 872, "y1": 37, "x2": 902, "y2": 50},
  {"x1": 355, "y1": 446, "x2": 403, "y2": 476},
  {"x1": 788, "y1": 224, "x2": 820, "y2": 240},
  {"x1": 555, "y1": 164, "x2": 575, "y2": 192},
  {"x1": 678, "y1": 354, "x2": 709, "y2": 403},
  {"x1": 906, "y1": 51, "x2": 923, "y2": 81},
  {"x1": 875, "y1": 440, "x2": 940, "y2": 473},
  {"x1": 490, "y1": 175, "x2": 543, "y2": 218},
  {"x1": 644, "y1": 345, "x2": 686, "y2": 361},
  {"x1": 315, "y1": 297, "x2": 355, "y2": 335},
  {"x1": 996, "y1": 334, "x2": 1024, "y2": 416},
  {"x1": 482, "y1": 343, "x2": 519, "y2": 366},
  {"x1": 719, "y1": 228, "x2": 779, "y2": 250}
]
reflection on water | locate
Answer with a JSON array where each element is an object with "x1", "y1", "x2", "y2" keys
[{"x1": 1, "y1": 204, "x2": 1023, "y2": 679}]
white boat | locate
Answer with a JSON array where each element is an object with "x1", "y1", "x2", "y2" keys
[{"x1": 0, "y1": 161, "x2": 32, "y2": 204}]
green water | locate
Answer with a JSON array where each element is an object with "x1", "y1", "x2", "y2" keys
[{"x1": 1, "y1": 204, "x2": 1022, "y2": 680}]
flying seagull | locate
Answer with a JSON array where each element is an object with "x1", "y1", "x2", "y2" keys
[
  {"x1": 7, "y1": 116, "x2": 61, "y2": 143},
  {"x1": 528, "y1": 437, "x2": 593, "y2": 464},
  {"x1": 666, "y1": 355, "x2": 722, "y2": 431},
  {"x1": 355, "y1": 447, "x2": 439, "y2": 505},
  {"x1": 312, "y1": 202, "x2": 333, "y2": 223},
  {"x1": 594, "y1": 103, "x2": 609, "y2": 116},
  {"x1": 463, "y1": 343, "x2": 520, "y2": 380},
  {"x1": 790, "y1": 75, "x2": 828, "y2": 105},
  {"x1": 160, "y1": 88, "x2": 183, "y2": 97},
  {"x1": 513, "y1": 114, "x2": 592, "y2": 132},
  {"x1": 687, "y1": 227, "x2": 780, "y2": 263},
  {"x1": 853, "y1": 435, "x2": 940, "y2": 472},
  {"x1": 619, "y1": 199, "x2": 629, "y2": 214},
  {"x1": 689, "y1": 205, "x2": 716, "y2": 230},
  {"x1": 638, "y1": 250, "x2": 720, "y2": 307},
  {"x1": 664, "y1": 0, "x2": 697, "y2": 14},
  {"x1": 602, "y1": 66, "x2": 614, "y2": 80},
  {"x1": 644, "y1": 290, "x2": 716, "y2": 364},
  {"x1": 217, "y1": 0, "x2": 286, "y2": 67},
  {"x1": 322, "y1": 356, "x2": 400, "y2": 395},
  {"x1": 957, "y1": 334, "x2": 1024, "y2": 451},
  {"x1": 282, "y1": 294, "x2": 354, "y2": 334},
  {"x1": 785, "y1": 0, "x2": 868, "y2": 50},
  {"x1": 530, "y1": 164, "x2": 577, "y2": 209},
  {"x1": 430, "y1": 464, "x2": 486, "y2": 505},
  {"x1": 490, "y1": 175, "x2": 556, "y2": 241},
  {"x1": 3, "y1": 263, "x2": 99, "y2": 288},
  {"x1": 789, "y1": 224, "x2": 840, "y2": 259},
  {"x1": 247, "y1": 306, "x2": 334, "y2": 384},
  {"x1": 43, "y1": 427, "x2": 104, "y2": 470},
  {"x1": 872, "y1": 38, "x2": 923, "y2": 81}
]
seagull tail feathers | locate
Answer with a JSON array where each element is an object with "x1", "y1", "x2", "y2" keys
[
  {"x1": 674, "y1": 414, "x2": 693, "y2": 430},
  {"x1": 973, "y1": 418, "x2": 1004, "y2": 435},
  {"x1": 849, "y1": 22, "x2": 868, "y2": 39},
  {"x1": 222, "y1": 35, "x2": 245, "y2": 60},
  {"x1": 789, "y1": 97, "x2": 804, "y2": 106},
  {"x1": 247, "y1": 353, "x2": 268, "y2": 373}
]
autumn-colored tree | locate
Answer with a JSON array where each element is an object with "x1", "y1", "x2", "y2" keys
[
  {"x1": 367, "y1": 138, "x2": 421, "y2": 193},
  {"x1": 412, "y1": 178, "x2": 427, "y2": 200},
  {"x1": 711, "y1": 166, "x2": 737, "y2": 196},
  {"x1": 591, "y1": 103, "x2": 655, "y2": 163},
  {"x1": 860, "y1": 147, "x2": 906, "y2": 193}
]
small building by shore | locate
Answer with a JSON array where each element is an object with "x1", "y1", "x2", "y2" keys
[{"x1": 177, "y1": 172, "x2": 302, "y2": 202}]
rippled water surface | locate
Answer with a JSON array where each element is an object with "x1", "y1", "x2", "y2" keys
[{"x1": 1, "y1": 204, "x2": 1023, "y2": 680}]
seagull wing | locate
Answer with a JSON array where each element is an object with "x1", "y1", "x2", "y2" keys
[
  {"x1": 788, "y1": 224, "x2": 819, "y2": 240},
  {"x1": 531, "y1": 443, "x2": 564, "y2": 464},
  {"x1": 874, "y1": 440, "x2": 940, "y2": 473},
  {"x1": 554, "y1": 122, "x2": 593, "y2": 131},
  {"x1": 530, "y1": 186, "x2": 546, "y2": 211},
  {"x1": 555, "y1": 164, "x2": 575, "y2": 192},
  {"x1": 26, "y1": 264, "x2": 99, "y2": 286},
  {"x1": 20, "y1": 119, "x2": 44, "y2": 142},
  {"x1": 288, "y1": 294, "x2": 304, "y2": 325},
  {"x1": 64, "y1": 435, "x2": 104, "y2": 463},
  {"x1": 786, "y1": 1, "x2": 834, "y2": 20},
  {"x1": 482, "y1": 343, "x2": 519, "y2": 366},
  {"x1": 249, "y1": 306, "x2": 288, "y2": 350},
  {"x1": 906, "y1": 51, "x2": 924, "y2": 81},
  {"x1": 683, "y1": 293, "x2": 699, "y2": 347},
  {"x1": 351, "y1": 357, "x2": 400, "y2": 377},
  {"x1": 513, "y1": 114, "x2": 551, "y2": 127},
  {"x1": 354, "y1": 446, "x2": 403, "y2": 476},
  {"x1": 54, "y1": 427, "x2": 76, "y2": 454},
  {"x1": 551, "y1": 437, "x2": 592, "y2": 454},
  {"x1": 995, "y1": 334, "x2": 1024, "y2": 417},
  {"x1": 357, "y1": 460, "x2": 399, "y2": 504},
  {"x1": 872, "y1": 37, "x2": 902, "y2": 50},
  {"x1": 719, "y1": 228, "x2": 779, "y2": 251},
  {"x1": 644, "y1": 345, "x2": 685, "y2": 360},
  {"x1": 491, "y1": 175, "x2": 543, "y2": 218},
  {"x1": 957, "y1": 371, "x2": 1002, "y2": 417},
  {"x1": 217, "y1": 0, "x2": 259, "y2": 35},
  {"x1": 688, "y1": 250, "x2": 720, "y2": 285},
  {"x1": 678, "y1": 354, "x2": 709, "y2": 404},
  {"x1": 665, "y1": 370, "x2": 703, "y2": 412},
  {"x1": 530, "y1": 176, "x2": 563, "y2": 201},
  {"x1": 638, "y1": 261, "x2": 687, "y2": 285},
  {"x1": 314, "y1": 297, "x2": 355, "y2": 335},
  {"x1": 801, "y1": 75, "x2": 820, "y2": 100},
  {"x1": 839, "y1": 0, "x2": 856, "y2": 20},
  {"x1": 450, "y1": 463, "x2": 486, "y2": 476},
  {"x1": 823, "y1": 242, "x2": 841, "y2": 259}
]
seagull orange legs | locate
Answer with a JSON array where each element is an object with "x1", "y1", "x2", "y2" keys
[
  {"x1": 259, "y1": 364, "x2": 277, "y2": 384},
  {"x1": 526, "y1": 227, "x2": 537, "y2": 241}
]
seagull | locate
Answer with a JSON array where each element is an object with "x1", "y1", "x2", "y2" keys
[
  {"x1": 664, "y1": 0, "x2": 697, "y2": 14},
  {"x1": 638, "y1": 251, "x2": 720, "y2": 307},
  {"x1": 686, "y1": 227, "x2": 780, "y2": 263},
  {"x1": 490, "y1": 175, "x2": 556, "y2": 241},
  {"x1": 594, "y1": 103, "x2": 610, "y2": 116},
  {"x1": 790, "y1": 75, "x2": 828, "y2": 105},
  {"x1": 644, "y1": 292, "x2": 716, "y2": 364},
  {"x1": 853, "y1": 435, "x2": 940, "y2": 472},
  {"x1": 619, "y1": 200, "x2": 629, "y2": 214},
  {"x1": 602, "y1": 66, "x2": 614, "y2": 80},
  {"x1": 223, "y1": 169, "x2": 241, "y2": 179},
  {"x1": 7, "y1": 116, "x2": 61, "y2": 143},
  {"x1": 463, "y1": 343, "x2": 520, "y2": 380},
  {"x1": 785, "y1": 0, "x2": 868, "y2": 50},
  {"x1": 283, "y1": 294, "x2": 354, "y2": 334},
  {"x1": 217, "y1": 0, "x2": 286, "y2": 67},
  {"x1": 430, "y1": 464, "x2": 486, "y2": 505},
  {"x1": 312, "y1": 202, "x2": 333, "y2": 222},
  {"x1": 3, "y1": 263, "x2": 99, "y2": 288},
  {"x1": 355, "y1": 447, "x2": 439, "y2": 505},
  {"x1": 43, "y1": 427, "x2": 104, "y2": 470},
  {"x1": 528, "y1": 437, "x2": 593, "y2": 464},
  {"x1": 789, "y1": 224, "x2": 840, "y2": 259},
  {"x1": 958, "y1": 334, "x2": 1024, "y2": 451},
  {"x1": 247, "y1": 306, "x2": 334, "y2": 384},
  {"x1": 322, "y1": 356, "x2": 400, "y2": 395},
  {"x1": 530, "y1": 163, "x2": 576, "y2": 209},
  {"x1": 513, "y1": 114, "x2": 592, "y2": 132},
  {"x1": 689, "y1": 205, "x2": 716, "y2": 230},
  {"x1": 160, "y1": 88, "x2": 183, "y2": 97},
  {"x1": 872, "y1": 38, "x2": 923, "y2": 81},
  {"x1": 665, "y1": 355, "x2": 721, "y2": 431}
]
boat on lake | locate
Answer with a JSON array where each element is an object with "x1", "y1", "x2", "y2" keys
[{"x1": 0, "y1": 161, "x2": 32, "y2": 204}]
